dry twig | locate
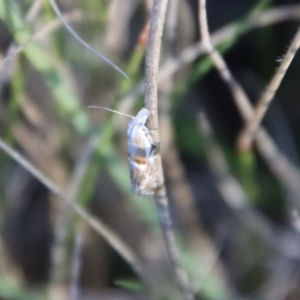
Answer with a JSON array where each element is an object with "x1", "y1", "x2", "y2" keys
[
  {"x1": 144, "y1": 1, "x2": 195, "y2": 299},
  {"x1": 238, "y1": 27, "x2": 300, "y2": 151},
  {"x1": 160, "y1": 4, "x2": 300, "y2": 85},
  {"x1": 119, "y1": 5, "x2": 300, "y2": 115},
  {"x1": 50, "y1": 135, "x2": 100, "y2": 288},
  {"x1": 160, "y1": 0, "x2": 228, "y2": 289},
  {"x1": 198, "y1": 0, "x2": 300, "y2": 217},
  {"x1": 198, "y1": 113, "x2": 300, "y2": 263}
]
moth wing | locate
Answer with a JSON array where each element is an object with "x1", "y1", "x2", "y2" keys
[{"x1": 129, "y1": 150, "x2": 157, "y2": 195}]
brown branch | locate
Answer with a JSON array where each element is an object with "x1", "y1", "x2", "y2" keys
[
  {"x1": 161, "y1": 0, "x2": 228, "y2": 290},
  {"x1": 159, "y1": 4, "x2": 300, "y2": 84},
  {"x1": 119, "y1": 5, "x2": 300, "y2": 115},
  {"x1": 198, "y1": 0, "x2": 253, "y2": 120},
  {"x1": 198, "y1": 0, "x2": 300, "y2": 217},
  {"x1": 238, "y1": 27, "x2": 300, "y2": 151},
  {"x1": 144, "y1": 0, "x2": 195, "y2": 299}
]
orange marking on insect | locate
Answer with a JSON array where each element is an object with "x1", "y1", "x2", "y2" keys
[
  {"x1": 132, "y1": 156, "x2": 147, "y2": 165},
  {"x1": 127, "y1": 108, "x2": 158, "y2": 195}
]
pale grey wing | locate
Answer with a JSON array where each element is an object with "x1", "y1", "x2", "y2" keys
[{"x1": 128, "y1": 147, "x2": 158, "y2": 196}]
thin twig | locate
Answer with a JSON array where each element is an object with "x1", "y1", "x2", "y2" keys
[
  {"x1": 162, "y1": 0, "x2": 201, "y2": 248},
  {"x1": 119, "y1": 5, "x2": 300, "y2": 115},
  {"x1": 0, "y1": 137, "x2": 144, "y2": 279},
  {"x1": 165, "y1": 0, "x2": 179, "y2": 55},
  {"x1": 69, "y1": 233, "x2": 83, "y2": 300},
  {"x1": 161, "y1": 1, "x2": 228, "y2": 289},
  {"x1": 105, "y1": 0, "x2": 133, "y2": 56},
  {"x1": 160, "y1": 4, "x2": 300, "y2": 85},
  {"x1": 145, "y1": 1, "x2": 195, "y2": 299},
  {"x1": 0, "y1": 10, "x2": 86, "y2": 69},
  {"x1": 0, "y1": 9, "x2": 94, "y2": 106},
  {"x1": 0, "y1": 45, "x2": 15, "y2": 98},
  {"x1": 238, "y1": 27, "x2": 300, "y2": 151},
  {"x1": 25, "y1": 0, "x2": 43, "y2": 22},
  {"x1": 198, "y1": 0, "x2": 253, "y2": 119},
  {"x1": 0, "y1": 0, "x2": 43, "y2": 100},
  {"x1": 49, "y1": 0, "x2": 129, "y2": 80},
  {"x1": 198, "y1": 113, "x2": 272, "y2": 238},
  {"x1": 50, "y1": 135, "x2": 99, "y2": 286},
  {"x1": 198, "y1": 0, "x2": 300, "y2": 215},
  {"x1": 198, "y1": 113, "x2": 300, "y2": 259},
  {"x1": 255, "y1": 129, "x2": 300, "y2": 214}
]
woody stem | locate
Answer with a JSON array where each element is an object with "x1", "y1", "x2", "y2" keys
[{"x1": 144, "y1": 0, "x2": 195, "y2": 299}]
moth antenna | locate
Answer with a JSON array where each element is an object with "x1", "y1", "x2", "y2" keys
[
  {"x1": 49, "y1": 0, "x2": 129, "y2": 80},
  {"x1": 87, "y1": 106, "x2": 133, "y2": 119}
]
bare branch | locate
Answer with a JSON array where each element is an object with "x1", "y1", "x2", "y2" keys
[
  {"x1": 160, "y1": 4, "x2": 300, "y2": 84},
  {"x1": 198, "y1": 0, "x2": 253, "y2": 120},
  {"x1": 198, "y1": 112, "x2": 300, "y2": 259},
  {"x1": 238, "y1": 27, "x2": 300, "y2": 151},
  {"x1": 144, "y1": 0, "x2": 195, "y2": 299},
  {"x1": 198, "y1": 0, "x2": 300, "y2": 217},
  {"x1": 119, "y1": 5, "x2": 300, "y2": 116},
  {"x1": 160, "y1": 0, "x2": 229, "y2": 289}
]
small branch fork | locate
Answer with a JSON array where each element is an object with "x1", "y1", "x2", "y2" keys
[
  {"x1": 198, "y1": 0, "x2": 253, "y2": 119},
  {"x1": 238, "y1": 27, "x2": 300, "y2": 151},
  {"x1": 119, "y1": 5, "x2": 300, "y2": 115},
  {"x1": 144, "y1": 1, "x2": 195, "y2": 300},
  {"x1": 198, "y1": 0, "x2": 300, "y2": 214}
]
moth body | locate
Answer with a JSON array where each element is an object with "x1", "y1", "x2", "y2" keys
[
  {"x1": 127, "y1": 108, "x2": 157, "y2": 195},
  {"x1": 88, "y1": 106, "x2": 157, "y2": 196}
]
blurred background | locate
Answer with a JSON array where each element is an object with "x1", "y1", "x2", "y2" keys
[{"x1": 1, "y1": 0, "x2": 300, "y2": 299}]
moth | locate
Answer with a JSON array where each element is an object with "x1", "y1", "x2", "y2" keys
[
  {"x1": 127, "y1": 108, "x2": 158, "y2": 195},
  {"x1": 88, "y1": 106, "x2": 158, "y2": 196}
]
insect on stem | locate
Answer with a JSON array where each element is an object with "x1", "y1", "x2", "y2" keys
[{"x1": 88, "y1": 106, "x2": 156, "y2": 196}]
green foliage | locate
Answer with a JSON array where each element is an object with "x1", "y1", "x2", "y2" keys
[
  {"x1": 0, "y1": 0, "x2": 91, "y2": 134},
  {"x1": 0, "y1": 277, "x2": 45, "y2": 300}
]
